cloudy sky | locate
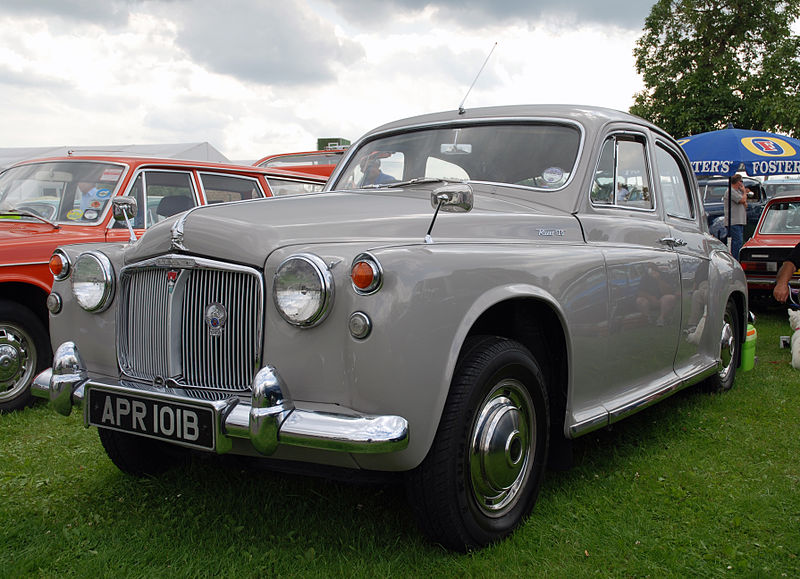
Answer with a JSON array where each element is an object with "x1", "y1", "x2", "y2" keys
[{"x1": 0, "y1": 0, "x2": 656, "y2": 161}]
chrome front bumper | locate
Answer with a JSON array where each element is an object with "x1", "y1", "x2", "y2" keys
[{"x1": 32, "y1": 342, "x2": 409, "y2": 456}]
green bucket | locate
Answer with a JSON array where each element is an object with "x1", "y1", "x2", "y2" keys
[{"x1": 740, "y1": 323, "x2": 757, "y2": 372}]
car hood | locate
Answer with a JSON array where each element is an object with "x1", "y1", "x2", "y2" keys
[
  {"x1": 125, "y1": 188, "x2": 583, "y2": 268},
  {"x1": 0, "y1": 221, "x2": 105, "y2": 262}
]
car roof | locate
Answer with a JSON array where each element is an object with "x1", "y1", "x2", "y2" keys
[
  {"x1": 6, "y1": 155, "x2": 325, "y2": 183},
  {"x1": 359, "y1": 104, "x2": 666, "y2": 139}
]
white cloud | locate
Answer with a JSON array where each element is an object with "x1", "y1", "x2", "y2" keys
[{"x1": 0, "y1": 0, "x2": 652, "y2": 160}]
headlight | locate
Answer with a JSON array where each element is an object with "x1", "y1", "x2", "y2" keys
[
  {"x1": 72, "y1": 251, "x2": 115, "y2": 312},
  {"x1": 273, "y1": 253, "x2": 333, "y2": 327}
]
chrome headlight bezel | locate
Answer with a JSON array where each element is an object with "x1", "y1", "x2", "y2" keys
[
  {"x1": 272, "y1": 253, "x2": 334, "y2": 328},
  {"x1": 71, "y1": 251, "x2": 115, "y2": 313}
]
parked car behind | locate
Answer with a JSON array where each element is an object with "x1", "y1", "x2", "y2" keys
[
  {"x1": 699, "y1": 176, "x2": 767, "y2": 241},
  {"x1": 254, "y1": 149, "x2": 346, "y2": 178},
  {"x1": 0, "y1": 155, "x2": 324, "y2": 411},
  {"x1": 761, "y1": 175, "x2": 800, "y2": 199},
  {"x1": 35, "y1": 105, "x2": 748, "y2": 551},
  {"x1": 738, "y1": 193, "x2": 800, "y2": 298}
]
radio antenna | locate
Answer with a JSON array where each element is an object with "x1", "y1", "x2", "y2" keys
[{"x1": 458, "y1": 42, "x2": 497, "y2": 115}]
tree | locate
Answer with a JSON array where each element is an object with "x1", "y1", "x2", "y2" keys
[{"x1": 630, "y1": 0, "x2": 800, "y2": 138}]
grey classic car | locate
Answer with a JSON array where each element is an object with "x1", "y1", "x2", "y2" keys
[{"x1": 34, "y1": 105, "x2": 748, "y2": 551}]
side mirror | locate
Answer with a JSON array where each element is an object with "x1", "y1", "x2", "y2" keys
[
  {"x1": 430, "y1": 184, "x2": 473, "y2": 213},
  {"x1": 111, "y1": 196, "x2": 139, "y2": 243},
  {"x1": 112, "y1": 196, "x2": 138, "y2": 221}
]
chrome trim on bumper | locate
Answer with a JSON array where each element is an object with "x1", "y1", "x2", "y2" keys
[{"x1": 36, "y1": 342, "x2": 409, "y2": 455}]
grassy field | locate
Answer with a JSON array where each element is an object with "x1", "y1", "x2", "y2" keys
[{"x1": 1, "y1": 305, "x2": 798, "y2": 577}]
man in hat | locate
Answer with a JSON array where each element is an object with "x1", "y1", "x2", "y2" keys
[{"x1": 724, "y1": 174, "x2": 750, "y2": 260}]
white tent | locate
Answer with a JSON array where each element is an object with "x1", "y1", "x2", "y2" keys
[{"x1": 0, "y1": 142, "x2": 230, "y2": 171}]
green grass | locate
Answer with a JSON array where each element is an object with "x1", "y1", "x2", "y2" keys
[{"x1": 2, "y1": 306, "x2": 799, "y2": 577}]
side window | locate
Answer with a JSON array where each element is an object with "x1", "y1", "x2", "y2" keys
[
  {"x1": 591, "y1": 135, "x2": 653, "y2": 210},
  {"x1": 199, "y1": 173, "x2": 263, "y2": 203},
  {"x1": 266, "y1": 178, "x2": 324, "y2": 196},
  {"x1": 145, "y1": 171, "x2": 197, "y2": 226},
  {"x1": 656, "y1": 144, "x2": 694, "y2": 219}
]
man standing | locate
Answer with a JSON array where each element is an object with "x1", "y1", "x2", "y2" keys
[
  {"x1": 773, "y1": 242, "x2": 800, "y2": 303},
  {"x1": 724, "y1": 174, "x2": 749, "y2": 260}
]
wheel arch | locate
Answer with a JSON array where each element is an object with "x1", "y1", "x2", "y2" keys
[
  {"x1": 0, "y1": 281, "x2": 51, "y2": 331},
  {"x1": 458, "y1": 295, "x2": 570, "y2": 454}
]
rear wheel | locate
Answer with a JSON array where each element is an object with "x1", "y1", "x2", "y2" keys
[
  {"x1": 98, "y1": 427, "x2": 189, "y2": 476},
  {"x1": 0, "y1": 301, "x2": 51, "y2": 412},
  {"x1": 704, "y1": 298, "x2": 741, "y2": 393},
  {"x1": 406, "y1": 336, "x2": 550, "y2": 551}
]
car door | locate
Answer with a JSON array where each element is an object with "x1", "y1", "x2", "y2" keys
[
  {"x1": 654, "y1": 140, "x2": 718, "y2": 377},
  {"x1": 106, "y1": 169, "x2": 199, "y2": 242},
  {"x1": 575, "y1": 131, "x2": 682, "y2": 423}
]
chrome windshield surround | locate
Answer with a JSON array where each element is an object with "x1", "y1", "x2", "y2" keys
[
  {"x1": 117, "y1": 254, "x2": 264, "y2": 394},
  {"x1": 327, "y1": 116, "x2": 586, "y2": 193}
]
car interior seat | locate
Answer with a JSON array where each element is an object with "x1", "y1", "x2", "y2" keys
[{"x1": 156, "y1": 195, "x2": 195, "y2": 219}]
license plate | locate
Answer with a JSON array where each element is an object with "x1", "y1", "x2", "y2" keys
[{"x1": 87, "y1": 387, "x2": 216, "y2": 450}]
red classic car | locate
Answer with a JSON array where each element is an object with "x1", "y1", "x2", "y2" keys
[
  {"x1": 738, "y1": 192, "x2": 800, "y2": 297},
  {"x1": 0, "y1": 155, "x2": 325, "y2": 411},
  {"x1": 254, "y1": 149, "x2": 346, "y2": 178}
]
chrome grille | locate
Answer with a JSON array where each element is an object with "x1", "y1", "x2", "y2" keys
[{"x1": 118, "y1": 257, "x2": 263, "y2": 393}]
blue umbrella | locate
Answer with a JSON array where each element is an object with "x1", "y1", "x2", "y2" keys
[{"x1": 678, "y1": 127, "x2": 800, "y2": 177}]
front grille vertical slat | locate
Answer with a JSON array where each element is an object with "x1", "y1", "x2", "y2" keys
[{"x1": 118, "y1": 259, "x2": 262, "y2": 394}]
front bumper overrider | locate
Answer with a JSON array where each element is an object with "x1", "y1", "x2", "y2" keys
[{"x1": 32, "y1": 342, "x2": 409, "y2": 456}]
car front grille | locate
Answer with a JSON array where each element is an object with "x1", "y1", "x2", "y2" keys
[{"x1": 117, "y1": 256, "x2": 263, "y2": 394}]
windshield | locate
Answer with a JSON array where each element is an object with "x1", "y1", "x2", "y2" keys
[
  {"x1": 759, "y1": 200, "x2": 800, "y2": 234},
  {"x1": 332, "y1": 123, "x2": 581, "y2": 191},
  {"x1": 0, "y1": 161, "x2": 125, "y2": 223}
]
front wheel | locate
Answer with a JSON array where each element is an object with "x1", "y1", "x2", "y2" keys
[
  {"x1": 0, "y1": 302, "x2": 51, "y2": 412},
  {"x1": 406, "y1": 336, "x2": 550, "y2": 551},
  {"x1": 98, "y1": 427, "x2": 189, "y2": 476}
]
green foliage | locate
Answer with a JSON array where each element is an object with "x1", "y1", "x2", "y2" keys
[
  {"x1": 1, "y1": 306, "x2": 798, "y2": 575},
  {"x1": 631, "y1": 0, "x2": 800, "y2": 138}
]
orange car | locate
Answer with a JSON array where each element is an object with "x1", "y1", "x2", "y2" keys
[
  {"x1": 0, "y1": 155, "x2": 325, "y2": 411},
  {"x1": 739, "y1": 192, "x2": 800, "y2": 299},
  {"x1": 254, "y1": 149, "x2": 346, "y2": 178}
]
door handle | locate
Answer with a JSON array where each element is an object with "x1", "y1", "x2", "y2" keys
[{"x1": 660, "y1": 237, "x2": 687, "y2": 247}]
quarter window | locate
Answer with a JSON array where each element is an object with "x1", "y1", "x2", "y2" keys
[{"x1": 591, "y1": 136, "x2": 653, "y2": 209}]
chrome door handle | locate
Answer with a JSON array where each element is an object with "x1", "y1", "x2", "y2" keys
[{"x1": 660, "y1": 237, "x2": 687, "y2": 247}]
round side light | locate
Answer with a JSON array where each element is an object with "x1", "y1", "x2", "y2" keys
[
  {"x1": 49, "y1": 250, "x2": 71, "y2": 281},
  {"x1": 351, "y1": 253, "x2": 382, "y2": 295}
]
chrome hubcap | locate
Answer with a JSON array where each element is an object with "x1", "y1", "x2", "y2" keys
[
  {"x1": 718, "y1": 319, "x2": 735, "y2": 381},
  {"x1": 0, "y1": 326, "x2": 34, "y2": 401},
  {"x1": 469, "y1": 379, "x2": 535, "y2": 516}
]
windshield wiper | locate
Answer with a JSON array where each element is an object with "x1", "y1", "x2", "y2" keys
[
  {"x1": 384, "y1": 177, "x2": 465, "y2": 189},
  {"x1": 0, "y1": 210, "x2": 60, "y2": 229}
]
